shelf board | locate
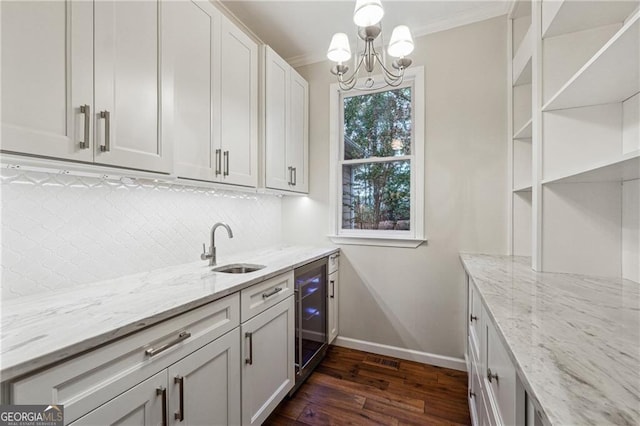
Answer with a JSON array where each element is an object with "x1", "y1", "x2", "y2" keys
[
  {"x1": 513, "y1": 119, "x2": 532, "y2": 139},
  {"x1": 542, "y1": 12, "x2": 639, "y2": 111},
  {"x1": 513, "y1": 185, "x2": 532, "y2": 193},
  {"x1": 542, "y1": 152, "x2": 640, "y2": 184},
  {"x1": 542, "y1": 0, "x2": 638, "y2": 39},
  {"x1": 513, "y1": 25, "x2": 533, "y2": 86}
]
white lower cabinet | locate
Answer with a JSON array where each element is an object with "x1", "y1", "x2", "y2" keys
[
  {"x1": 485, "y1": 318, "x2": 517, "y2": 426},
  {"x1": 70, "y1": 371, "x2": 167, "y2": 426},
  {"x1": 8, "y1": 271, "x2": 299, "y2": 426},
  {"x1": 166, "y1": 328, "x2": 241, "y2": 426},
  {"x1": 241, "y1": 295, "x2": 295, "y2": 426},
  {"x1": 466, "y1": 274, "x2": 528, "y2": 426},
  {"x1": 328, "y1": 270, "x2": 339, "y2": 344}
]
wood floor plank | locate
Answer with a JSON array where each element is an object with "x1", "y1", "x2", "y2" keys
[
  {"x1": 264, "y1": 346, "x2": 470, "y2": 426},
  {"x1": 295, "y1": 382, "x2": 367, "y2": 411},
  {"x1": 297, "y1": 402, "x2": 400, "y2": 426},
  {"x1": 308, "y1": 372, "x2": 426, "y2": 413},
  {"x1": 363, "y1": 398, "x2": 468, "y2": 426}
]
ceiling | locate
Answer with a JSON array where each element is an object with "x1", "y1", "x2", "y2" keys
[{"x1": 221, "y1": 0, "x2": 510, "y2": 67}]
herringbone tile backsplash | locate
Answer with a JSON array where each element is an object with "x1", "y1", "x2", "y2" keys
[{"x1": 1, "y1": 169, "x2": 282, "y2": 299}]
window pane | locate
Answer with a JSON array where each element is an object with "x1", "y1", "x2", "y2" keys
[
  {"x1": 342, "y1": 161, "x2": 410, "y2": 230},
  {"x1": 343, "y1": 87, "x2": 412, "y2": 160}
]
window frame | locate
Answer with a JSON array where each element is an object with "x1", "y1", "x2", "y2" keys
[{"x1": 328, "y1": 66, "x2": 426, "y2": 248}]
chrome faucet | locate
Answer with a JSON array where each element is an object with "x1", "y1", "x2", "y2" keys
[{"x1": 201, "y1": 222, "x2": 234, "y2": 266}]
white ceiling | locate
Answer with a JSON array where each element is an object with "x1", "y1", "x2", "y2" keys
[{"x1": 221, "y1": 0, "x2": 510, "y2": 67}]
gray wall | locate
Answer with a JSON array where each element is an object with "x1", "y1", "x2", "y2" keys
[{"x1": 282, "y1": 15, "x2": 508, "y2": 360}]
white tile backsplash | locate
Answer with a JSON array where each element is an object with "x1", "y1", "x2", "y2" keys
[{"x1": 1, "y1": 169, "x2": 282, "y2": 299}]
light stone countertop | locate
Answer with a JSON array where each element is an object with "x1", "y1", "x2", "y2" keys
[
  {"x1": 460, "y1": 254, "x2": 640, "y2": 426},
  {"x1": 0, "y1": 245, "x2": 338, "y2": 382}
]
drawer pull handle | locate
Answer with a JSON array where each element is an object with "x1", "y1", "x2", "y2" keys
[
  {"x1": 262, "y1": 287, "x2": 282, "y2": 299},
  {"x1": 245, "y1": 332, "x2": 253, "y2": 365},
  {"x1": 470, "y1": 313, "x2": 478, "y2": 322},
  {"x1": 330, "y1": 280, "x2": 335, "y2": 298},
  {"x1": 156, "y1": 387, "x2": 167, "y2": 426},
  {"x1": 99, "y1": 110, "x2": 110, "y2": 152},
  {"x1": 215, "y1": 149, "x2": 222, "y2": 176},
  {"x1": 223, "y1": 150, "x2": 229, "y2": 177},
  {"x1": 174, "y1": 376, "x2": 185, "y2": 421},
  {"x1": 487, "y1": 368, "x2": 499, "y2": 383},
  {"x1": 79, "y1": 104, "x2": 90, "y2": 149},
  {"x1": 145, "y1": 331, "x2": 191, "y2": 357}
]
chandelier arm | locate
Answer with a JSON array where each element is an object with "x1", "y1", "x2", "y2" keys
[
  {"x1": 338, "y1": 53, "x2": 367, "y2": 89},
  {"x1": 374, "y1": 51, "x2": 404, "y2": 81}
]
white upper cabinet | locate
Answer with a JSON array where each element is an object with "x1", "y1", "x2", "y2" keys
[
  {"x1": 220, "y1": 15, "x2": 259, "y2": 187},
  {"x1": 166, "y1": 0, "x2": 220, "y2": 182},
  {"x1": 264, "y1": 49, "x2": 290, "y2": 190},
  {"x1": 94, "y1": 0, "x2": 171, "y2": 173},
  {"x1": 169, "y1": 8, "x2": 258, "y2": 187},
  {"x1": 264, "y1": 46, "x2": 309, "y2": 193},
  {"x1": 288, "y1": 69, "x2": 309, "y2": 193},
  {"x1": 1, "y1": 0, "x2": 94, "y2": 162},
  {"x1": 1, "y1": 0, "x2": 171, "y2": 174}
]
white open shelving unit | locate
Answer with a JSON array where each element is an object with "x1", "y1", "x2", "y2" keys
[
  {"x1": 509, "y1": 0, "x2": 533, "y2": 256},
  {"x1": 508, "y1": 0, "x2": 639, "y2": 283}
]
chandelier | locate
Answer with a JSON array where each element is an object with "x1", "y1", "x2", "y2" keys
[{"x1": 327, "y1": 0, "x2": 414, "y2": 91}]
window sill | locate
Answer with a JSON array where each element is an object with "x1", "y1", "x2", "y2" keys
[{"x1": 328, "y1": 235, "x2": 427, "y2": 248}]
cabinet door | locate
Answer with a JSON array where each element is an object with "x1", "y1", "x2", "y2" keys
[
  {"x1": 167, "y1": 328, "x2": 240, "y2": 426},
  {"x1": 71, "y1": 371, "x2": 167, "y2": 426},
  {"x1": 287, "y1": 69, "x2": 309, "y2": 193},
  {"x1": 485, "y1": 318, "x2": 516, "y2": 426},
  {"x1": 328, "y1": 270, "x2": 339, "y2": 344},
  {"x1": 165, "y1": 0, "x2": 220, "y2": 181},
  {"x1": 241, "y1": 296, "x2": 295, "y2": 426},
  {"x1": 1, "y1": 0, "x2": 93, "y2": 161},
  {"x1": 219, "y1": 16, "x2": 258, "y2": 187},
  {"x1": 264, "y1": 47, "x2": 291, "y2": 190},
  {"x1": 94, "y1": 0, "x2": 172, "y2": 173}
]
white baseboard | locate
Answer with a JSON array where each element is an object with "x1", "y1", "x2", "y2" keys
[{"x1": 333, "y1": 336, "x2": 467, "y2": 372}]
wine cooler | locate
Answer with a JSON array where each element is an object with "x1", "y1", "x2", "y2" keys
[{"x1": 290, "y1": 257, "x2": 328, "y2": 395}]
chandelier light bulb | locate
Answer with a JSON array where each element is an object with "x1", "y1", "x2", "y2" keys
[
  {"x1": 353, "y1": 0, "x2": 384, "y2": 27},
  {"x1": 327, "y1": 33, "x2": 352, "y2": 63},
  {"x1": 388, "y1": 25, "x2": 414, "y2": 58}
]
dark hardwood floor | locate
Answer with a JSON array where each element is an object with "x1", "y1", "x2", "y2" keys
[{"x1": 264, "y1": 345, "x2": 471, "y2": 426}]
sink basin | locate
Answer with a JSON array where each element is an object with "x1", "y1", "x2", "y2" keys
[{"x1": 212, "y1": 263, "x2": 266, "y2": 274}]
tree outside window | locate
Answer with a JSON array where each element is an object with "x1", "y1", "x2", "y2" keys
[{"x1": 341, "y1": 87, "x2": 413, "y2": 231}]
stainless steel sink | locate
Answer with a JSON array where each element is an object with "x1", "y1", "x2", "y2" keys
[{"x1": 212, "y1": 263, "x2": 266, "y2": 274}]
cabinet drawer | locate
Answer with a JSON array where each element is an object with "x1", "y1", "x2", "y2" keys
[
  {"x1": 485, "y1": 318, "x2": 517, "y2": 426},
  {"x1": 241, "y1": 271, "x2": 294, "y2": 322},
  {"x1": 12, "y1": 293, "x2": 239, "y2": 424},
  {"x1": 468, "y1": 279, "x2": 482, "y2": 359},
  {"x1": 328, "y1": 252, "x2": 340, "y2": 274}
]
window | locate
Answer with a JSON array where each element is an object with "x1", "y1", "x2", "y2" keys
[{"x1": 329, "y1": 67, "x2": 425, "y2": 247}]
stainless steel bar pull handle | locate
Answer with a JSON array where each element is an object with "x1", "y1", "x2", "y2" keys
[
  {"x1": 288, "y1": 166, "x2": 293, "y2": 185},
  {"x1": 156, "y1": 387, "x2": 168, "y2": 426},
  {"x1": 99, "y1": 110, "x2": 110, "y2": 152},
  {"x1": 262, "y1": 287, "x2": 282, "y2": 299},
  {"x1": 292, "y1": 167, "x2": 297, "y2": 186},
  {"x1": 223, "y1": 151, "x2": 229, "y2": 176},
  {"x1": 215, "y1": 149, "x2": 222, "y2": 176},
  {"x1": 245, "y1": 332, "x2": 253, "y2": 365},
  {"x1": 79, "y1": 105, "x2": 90, "y2": 149},
  {"x1": 174, "y1": 376, "x2": 185, "y2": 421},
  {"x1": 145, "y1": 331, "x2": 191, "y2": 357},
  {"x1": 330, "y1": 280, "x2": 335, "y2": 298}
]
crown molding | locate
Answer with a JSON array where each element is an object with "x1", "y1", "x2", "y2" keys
[{"x1": 287, "y1": 2, "x2": 510, "y2": 68}]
